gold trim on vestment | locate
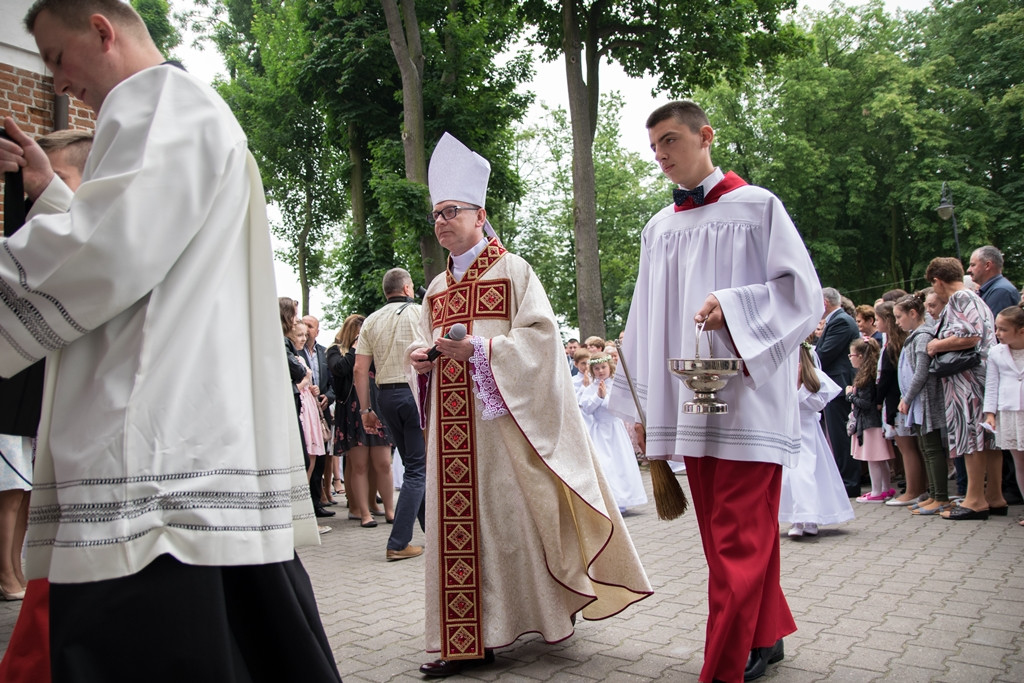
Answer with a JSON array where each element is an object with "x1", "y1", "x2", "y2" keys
[{"x1": 428, "y1": 239, "x2": 509, "y2": 660}]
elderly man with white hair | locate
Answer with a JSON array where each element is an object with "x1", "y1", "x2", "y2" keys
[{"x1": 968, "y1": 245, "x2": 1020, "y2": 317}]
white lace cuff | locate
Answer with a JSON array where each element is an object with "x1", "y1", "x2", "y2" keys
[{"x1": 469, "y1": 335, "x2": 508, "y2": 420}]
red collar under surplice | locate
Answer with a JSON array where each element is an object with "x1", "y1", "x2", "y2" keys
[{"x1": 673, "y1": 171, "x2": 748, "y2": 212}]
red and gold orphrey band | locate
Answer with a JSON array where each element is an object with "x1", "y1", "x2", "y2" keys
[{"x1": 428, "y1": 239, "x2": 510, "y2": 661}]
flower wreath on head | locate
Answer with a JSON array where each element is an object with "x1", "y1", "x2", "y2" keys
[
  {"x1": 588, "y1": 355, "x2": 614, "y2": 365},
  {"x1": 800, "y1": 341, "x2": 814, "y2": 351}
]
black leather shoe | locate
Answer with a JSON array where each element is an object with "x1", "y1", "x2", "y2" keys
[
  {"x1": 419, "y1": 649, "x2": 495, "y2": 677},
  {"x1": 744, "y1": 638, "x2": 784, "y2": 681},
  {"x1": 314, "y1": 506, "x2": 335, "y2": 518}
]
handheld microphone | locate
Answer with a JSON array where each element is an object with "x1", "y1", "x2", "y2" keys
[{"x1": 426, "y1": 323, "x2": 467, "y2": 361}]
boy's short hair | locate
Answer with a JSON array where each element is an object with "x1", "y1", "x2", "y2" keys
[{"x1": 646, "y1": 100, "x2": 710, "y2": 134}]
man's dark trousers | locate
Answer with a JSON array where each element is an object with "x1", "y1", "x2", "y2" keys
[{"x1": 376, "y1": 384, "x2": 426, "y2": 551}]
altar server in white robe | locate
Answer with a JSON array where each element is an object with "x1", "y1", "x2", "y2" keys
[
  {"x1": 0, "y1": 2, "x2": 337, "y2": 680},
  {"x1": 609, "y1": 100, "x2": 822, "y2": 683},
  {"x1": 408, "y1": 132, "x2": 651, "y2": 678}
]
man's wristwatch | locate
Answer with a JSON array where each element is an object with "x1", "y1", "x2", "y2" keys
[{"x1": 360, "y1": 408, "x2": 373, "y2": 415}]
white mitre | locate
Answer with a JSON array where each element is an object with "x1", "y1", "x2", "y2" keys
[{"x1": 428, "y1": 132, "x2": 497, "y2": 240}]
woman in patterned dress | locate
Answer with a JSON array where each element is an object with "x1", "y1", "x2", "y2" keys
[
  {"x1": 328, "y1": 315, "x2": 395, "y2": 527},
  {"x1": 924, "y1": 257, "x2": 1007, "y2": 520}
]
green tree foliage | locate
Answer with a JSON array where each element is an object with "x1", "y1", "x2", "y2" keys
[
  {"x1": 210, "y1": 0, "x2": 349, "y2": 314},
  {"x1": 513, "y1": 95, "x2": 668, "y2": 337},
  {"x1": 700, "y1": 0, "x2": 1022, "y2": 303},
  {"x1": 133, "y1": 0, "x2": 181, "y2": 57},
  {"x1": 518, "y1": 0, "x2": 806, "y2": 339},
  {"x1": 919, "y1": 0, "x2": 1024, "y2": 276},
  {"x1": 298, "y1": 0, "x2": 532, "y2": 321}
]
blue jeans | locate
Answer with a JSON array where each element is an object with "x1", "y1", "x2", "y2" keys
[{"x1": 376, "y1": 386, "x2": 426, "y2": 551}]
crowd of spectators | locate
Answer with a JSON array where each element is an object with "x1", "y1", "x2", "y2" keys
[{"x1": 811, "y1": 247, "x2": 1024, "y2": 525}]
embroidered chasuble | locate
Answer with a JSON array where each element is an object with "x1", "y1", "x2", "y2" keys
[{"x1": 414, "y1": 239, "x2": 651, "y2": 659}]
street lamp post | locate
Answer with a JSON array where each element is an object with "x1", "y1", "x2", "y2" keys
[{"x1": 936, "y1": 181, "x2": 961, "y2": 261}]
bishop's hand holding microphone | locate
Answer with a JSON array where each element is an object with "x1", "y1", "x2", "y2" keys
[
  {"x1": 426, "y1": 323, "x2": 467, "y2": 360},
  {"x1": 412, "y1": 323, "x2": 471, "y2": 374}
]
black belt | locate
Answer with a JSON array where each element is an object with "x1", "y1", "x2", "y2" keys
[{"x1": 378, "y1": 382, "x2": 408, "y2": 390}]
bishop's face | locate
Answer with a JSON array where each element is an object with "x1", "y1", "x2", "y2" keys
[
  {"x1": 433, "y1": 200, "x2": 485, "y2": 256},
  {"x1": 648, "y1": 116, "x2": 715, "y2": 189}
]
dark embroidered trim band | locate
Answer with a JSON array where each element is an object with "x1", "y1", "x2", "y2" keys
[
  {"x1": 3, "y1": 242, "x2": 88, "y2": 334},
  {"x1": 31, "y1": 464, "x2": 304, "y2": 491},
  {"x1": 26, "y1": 521, "x2": 297, "y2": 549}
]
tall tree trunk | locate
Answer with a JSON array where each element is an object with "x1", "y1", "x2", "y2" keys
[
  {"x1": 299, "y1": 179, "x2": 313, "y2": 315},
  {"x1": 381, "y1": 0, "x2": 445, "y2": 284},
  {"x1": 349, "y1": 122, "x2": 366, "y2": 238},
  {"x1": 562, "y1": 0, "x2": 606, "y2": 339},
  {"x1": 889, "y1": 204, "x2": 899, "y2": 295}
]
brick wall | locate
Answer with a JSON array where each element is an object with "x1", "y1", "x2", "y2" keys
[{"x1": 1, "y1": 62, "x2": 94, "y2": 227}]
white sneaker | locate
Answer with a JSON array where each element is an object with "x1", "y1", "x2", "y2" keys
[
  {"x1": 787, "y1": 523, "x2": 804, "y2": 537},
  {"x1": 318, "y1": 525, "x2": 332, "y2": 535},
  {"x1": 803, "y1": 522, "x2": 818, "y2": 536}
]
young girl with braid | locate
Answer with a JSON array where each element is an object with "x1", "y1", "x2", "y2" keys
[
  {"x1": 876, "y1": 301, "x2": 927, "y2": 506},
  {"x1": 779, "y1": 342, "x2": 855, "y2": 536},
  {"x1": 895, "y1": 291, "x2": 952, "y2": 515}
]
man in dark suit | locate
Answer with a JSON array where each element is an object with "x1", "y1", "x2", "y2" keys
[
  {"x1": 816, "y1": 287, "x2": 862, "y2": 497},
  {"x1": 302, "y1": 315, "x2": 335, "y2": 509}
]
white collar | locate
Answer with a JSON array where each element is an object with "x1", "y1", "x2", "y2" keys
[
  {"x1": 679, "y1": 167, "x2": 724, "y2": 193},
  {"x1": 451, "y1": 238, "x2": 489, "y2": 282}
]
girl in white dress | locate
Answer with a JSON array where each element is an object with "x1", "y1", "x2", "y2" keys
[
  {"x1": 780, "y1": 343, "x2": 855, "y2": 536},
  {"x1": 983, "y1": 304, "x2": 1024, "y2": 527},
  {"x1": 578, "y1": 355, "x2": 648, "y2": 512}
]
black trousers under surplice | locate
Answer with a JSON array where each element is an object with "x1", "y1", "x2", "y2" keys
[{"x1": 49, "y1": 553, "x2": 342, "y2": 683}]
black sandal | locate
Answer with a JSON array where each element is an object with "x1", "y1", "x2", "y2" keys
[{"x1": 944, "y1": 506, "x2": 989, "y2": 521}]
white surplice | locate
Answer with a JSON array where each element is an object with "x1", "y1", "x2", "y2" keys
[
  {"x1": 609, "y1": 170, "x2": 823, "y2": 467},
  {"x1": 0, "y1": 64, "x2": 317, "y2": 584}
]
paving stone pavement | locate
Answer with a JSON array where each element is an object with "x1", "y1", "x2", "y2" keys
[{"x1": 2, "y1": 468, "x2": 1022, "y2": 682}]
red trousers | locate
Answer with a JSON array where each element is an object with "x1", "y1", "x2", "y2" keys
[
  {"x1": 685, "y1": 456, "x2": 796, "y2": 683},
  {"x1": 0, "y1": 579, "x2": 50, "y2": 683}
]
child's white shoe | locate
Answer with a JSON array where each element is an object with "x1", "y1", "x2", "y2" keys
[{"x1": 787, "y1": 523, "x2": 804, "y2": 537}]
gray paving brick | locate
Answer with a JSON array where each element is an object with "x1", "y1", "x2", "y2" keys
[
  {"x1": 1, "y1": 469, "x2": 1021, "y2": 682},
  {"x1": 946, "y1": 642, "x2": 1014, "y2": 669},
  {"x1": 885, "y1": 662, "x2": 954, "y2": 682},
  {"x1": 818, "y1": 664, "x2": 885, "y2": 682},
  {"x1": 934, "y1": 659, "x2": 1005, "y2": 682},
  {"x1": 897, "y1": 643, "x2": 956, "y2": 672}
]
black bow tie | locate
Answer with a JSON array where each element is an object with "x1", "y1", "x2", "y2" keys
[{"x1": 673, "y1": 186, "x2": 705, "y2": 207}]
